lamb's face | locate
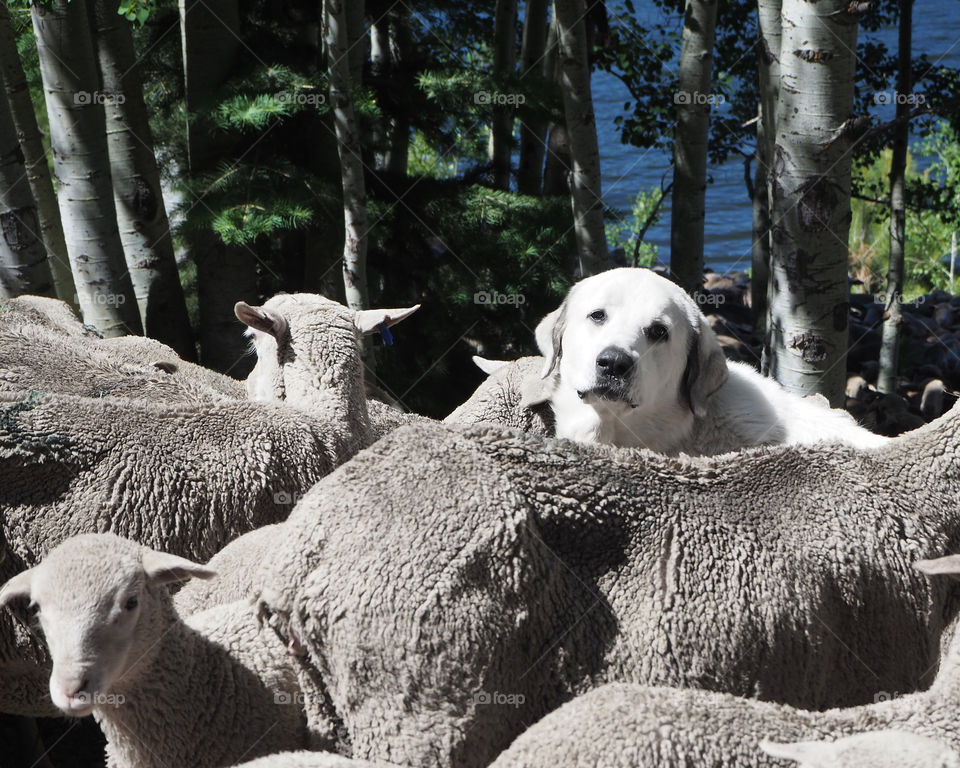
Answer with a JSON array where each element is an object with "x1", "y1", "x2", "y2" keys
[{"x1": 0, "y1": 534, "x2": 214, "y2": 718}]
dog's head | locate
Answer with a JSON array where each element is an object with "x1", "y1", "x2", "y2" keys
[{"x1": 534, "y1": 268, "x2": 728, "y2": 417}]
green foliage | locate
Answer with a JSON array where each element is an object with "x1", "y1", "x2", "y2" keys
[
  {"x1": 849, "y1": 121, "x2": 960, "y2": 296},
  {"x1": 605, "y1": 186, "x2": 664, "y2": 267}
]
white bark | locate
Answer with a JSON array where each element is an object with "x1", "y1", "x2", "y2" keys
[
  {"x1": 877, "y1": 0, "x2": 913, "y2": 394},
  {"x1": 0, "y1": 2, "x2": 75, "y2": 307},
  {"x1": 553, "y1": 0, "x2": 607, "y2": 276},
  {"x1": 92, "y1": 0, "x2": 195, "y2": 359},
  {"x1": 490, "y1": 0, "x2": 518, "y2": 190},
  {"x1": 0, "y1": 82, "x2": 52, "y2": 298},
  {"x1": 753, "y1": 0, "x2": 781, "y2": 344},
  {"x1": 325, "y1": 0, "x2": 369, "y2": 315},
  {"x1": 766, "y1": 0, "x2": 859, "y2": 405},
  {"x1": 670, "y1": 0, "x2": 718, "y2": 295},
  {"x1": 31, "y1": 0, "x2": 141, "y2": 337}
]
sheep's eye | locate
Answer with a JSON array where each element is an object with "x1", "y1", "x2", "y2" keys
[
  {"x1": 124, "y1": 596, "x2": 139, "y2": 612},
  {"x1": 647, "y1": 324, "x2": 668, "y2": 341},
  {"x1": 589, "y1": 309, "x2": 607, "y2": 324}
]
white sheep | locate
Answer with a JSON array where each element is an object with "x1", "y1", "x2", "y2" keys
[
  {"x1": 760, "y1": 731, "x2": 960, "y2": 768},
  {"x1": 0, "y1": 533, "x2": 316, "y2": 768},
  {"x1": 0, "y1": 293, "x2": 418, "y2": 714},
  {"x1": 443, "y1": 355, "x2": 554, "y2": 434},
  {"x1": 484, "y1": 557, "x2": 960, "y2": 768},
  {"x1": 246, "y1": 407, "x2": 960, "y2": 768}
]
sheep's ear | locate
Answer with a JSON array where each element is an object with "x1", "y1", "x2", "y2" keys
[
  {"x1": 472, "y1": 356, "x2": 509, "y2": 376},
  {"x1": 759, "y1": 738, "x2": 833, "y2": 764},
  {"x1": 354, "y1": 304, "x2": 421, "y2": 335},
  {"x1": 681, "y1": 314, "x2": 728, "y2": 418},
  {"x1": 519, "y1": 370, "x2": 554, "y2": 408},
  {"x1": 142, "y1": 550, "x2": 217, "y2": 586},
  {"x1": 0, "y1": 569, "x2": 34, "y2": 608},
  {"x1": 235, "y1": 302, "x2": 288, "y2": 339},
  {"x1": 534, "y1": 302, "x2": 567, "y2": 379},
  {"x1": 915, "y1": 555, "x2": 960, "y2": 576}
]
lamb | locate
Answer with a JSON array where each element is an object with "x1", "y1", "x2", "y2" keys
[
  {"x1": 443, "y1": 355, "x2": 554, "y2": 434},
  {"x1": 761, "y1": 732, "x2": 960, "y2": 768},
  {"x1": 245, "y1": 406, "x2": 960, "y2": 768},
  {"x1": 484, "y1": 557, "x2": 960, "y2": 768},
  {"x1": 0, "y1": 294, "x2": 418, "y2": 713},
  {"x1": 0, "y1": 533, "x2": 315, "y2": 768}
]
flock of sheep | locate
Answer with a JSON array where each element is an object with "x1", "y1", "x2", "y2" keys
[{"x1": 1, "y1": 280, "x2": 960, "y2": 768}]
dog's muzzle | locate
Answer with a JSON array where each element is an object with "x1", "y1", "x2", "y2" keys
[{"x1": 579, "y1": 347, "x2": 636, "y2": 404}]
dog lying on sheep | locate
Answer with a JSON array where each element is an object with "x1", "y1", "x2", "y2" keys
[
  {"x1": 532, "y1": 268, "x2": 888, "y2": 453},
  {"x1": 241, "y1": 404, "x2": 960, "y2": 768}
]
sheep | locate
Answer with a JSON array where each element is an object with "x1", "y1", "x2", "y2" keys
[
  {"x1": 760, "y1": 732, "x2": 960, "y2": 768},
  {"x1": 0, "y1": 294, "x2": 419, "y2": 714},
  {"x1": 0, "y1": 533, "x2": 318, "y2": 768},
  {"x1": 245, "y1": 407, "x2": 960, "y2": 768},
  {"x1": 443, "y1": 355, "x2": 554, "y2": 434},
  {"x1": 483, "y1": 557, "x2": 960, "y2": 768},
  {"x1": 0, "y1": 295, "x2": 90, "y2": 336}
]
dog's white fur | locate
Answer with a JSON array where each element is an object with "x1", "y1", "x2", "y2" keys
[{"x1": 529, "y1": 268, "x2": 889, "y2": 455}]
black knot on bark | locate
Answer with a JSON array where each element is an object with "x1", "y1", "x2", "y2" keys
[{"x1": 790, "y1": 332, "x2": 828, "y2": 362}]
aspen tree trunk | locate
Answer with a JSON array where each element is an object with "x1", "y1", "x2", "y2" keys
[
  {"x1": 92, "y1": 0, "x2": 195, "y2": 359},
  {"x1": 766, "y1": 0, "x2": 859, "y2": 405},
  {"x1": 490, "y1": 0, "x2": 517, "y2": 190},
  {"x1": 877, "y1": 0, "x2": 913, "y2": 394},
  {"x1": 753, "y1": 0, "x2": 781, "y2": 341},
  {"x1": 670, "y1": 0, "x2": 718, "y2": 295},
  {"x1": 31, "y1": 0, "x2": 141, "y2": 336},
  {"x1": 0, "y1": 2, "x2": 74, "y2": 307},
  {"x1": 553, "y1": 0, "x2": 607, "y2": 276},
  {"x1": 517, "y1": 0, "x2": 550, "y2": 195},
  {"x1": 541, "y1": 13, "x2": 569, "y2": 196},
  {"x1": 324, "y1": 0, "x2": 369, "y2": 315},
  {"x1": 0, "y1": 85, "x2": 53, "y2": 298}
]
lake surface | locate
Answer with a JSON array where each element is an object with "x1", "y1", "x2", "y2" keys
[{"x1": 593, "y1": 0, "x2": 960, "y2": 273}]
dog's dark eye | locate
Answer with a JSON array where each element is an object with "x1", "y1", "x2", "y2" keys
[
  {"x1": 124, "y1": 596, "x2": 139, "y2": 612},
  {"x1": 27, "y1": 601, "x2": 39, "y2": 619},
  {"x1": 647, "y1": 324, "x2": 668, "y2": 341},
  {"x1": 589, "y1": 309, "x2": 607, "y2": 324}
]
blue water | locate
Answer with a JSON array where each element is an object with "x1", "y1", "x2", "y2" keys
[{"x1": 593, "y1": 0, "x2": 960, "y2": 273}]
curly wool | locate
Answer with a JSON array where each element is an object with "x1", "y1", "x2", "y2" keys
[{"x1": 250, "y1": 406, "x2": 960, "y2": 768}]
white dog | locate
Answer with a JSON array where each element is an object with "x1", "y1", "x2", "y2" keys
[{"x1": 527, "y1": 268, "x2": 888, "y2": 455}]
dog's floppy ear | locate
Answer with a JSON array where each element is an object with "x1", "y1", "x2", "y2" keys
[
  {"x1": 534, "y1": 302, "x2": 568, "y2": 379},
  {"x1": 681, "y1": 314, "x2": 728, "y2": 418}
]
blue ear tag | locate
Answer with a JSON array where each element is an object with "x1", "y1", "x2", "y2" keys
[{"x1": 378, "y1": 323, "x2": 394, "y2": 346}]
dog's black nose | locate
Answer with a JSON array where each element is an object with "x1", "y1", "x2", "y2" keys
[{"x1": 596, "y1": 347, "x2": 634, "y2": 378}]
